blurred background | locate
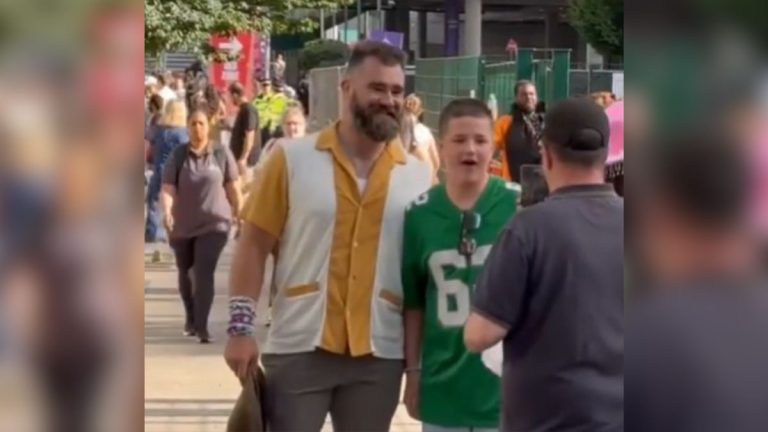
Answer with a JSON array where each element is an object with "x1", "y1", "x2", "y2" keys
[
  {"x1": 0, "y1": 0, "x2": 143, "y2": 431},
  {"x1": 625, "y1": 0, "x2": 768, "y2": 282},
  {"x1": 626, "y1": 0, "x2": 768, "y2": 430}
]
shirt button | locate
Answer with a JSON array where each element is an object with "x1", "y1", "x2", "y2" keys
[{"x1": 353, "y1": 241, "x2": 359, "y2": 248}]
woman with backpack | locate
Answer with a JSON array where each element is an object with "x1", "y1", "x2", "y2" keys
[
  {"x1": 145, "y1": 100, "x2": 189, "y2": 243},
  {"x1": 160, "y1": 109, "x2": 242, "y2": 343}
]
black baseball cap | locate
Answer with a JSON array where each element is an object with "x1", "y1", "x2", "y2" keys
[{"x1": 541, "y1": 98, "x2": 610, "y2": 151}]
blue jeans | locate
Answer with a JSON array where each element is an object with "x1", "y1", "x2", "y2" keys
[
  {"x1": 144, "y1": 171, "x2": 167, "y2": 243},
  {"x1": 1, "y1": 178, "x2": 51, "y2": 269}
]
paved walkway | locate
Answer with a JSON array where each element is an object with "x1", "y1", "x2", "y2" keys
[{"x1": 144, "y1": 241, "x2": 421, "y2": 432}]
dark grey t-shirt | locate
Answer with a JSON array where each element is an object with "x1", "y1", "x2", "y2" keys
[
  {"x1": 230, "y1": 102, "x2": 259, "y2": 163},
  {"x1": 473, "y1": 184, "x2": 624, "y2": 432},
  {"x1": 162, "y1": 145, "x2": 238, "y2": 239}
]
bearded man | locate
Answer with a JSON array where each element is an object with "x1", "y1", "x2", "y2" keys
[
  {"x1": 492, "y1": 80, "x2": 545, "y2": 182},
  {"x1": 224, "y1": 41, "x2": 433, "y2": 431}
]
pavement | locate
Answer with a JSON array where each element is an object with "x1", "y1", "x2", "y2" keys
[{"x1": 144, "y1": 240, "x2": 422, "y2": 432}]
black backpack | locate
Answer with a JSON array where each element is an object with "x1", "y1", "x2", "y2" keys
[{"x1": 172, "y1": 143, "x2": 228, "y2": 187}]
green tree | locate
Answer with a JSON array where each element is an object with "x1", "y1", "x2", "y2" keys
[
  {"x1": 567, "y1": 0, "x2": 623, "y2": 59},
  {"x1": 298, "y1": 39, "x2": 351, "y2": 72},
  {"x1": 144, "y1": 0, "x2": 352, "y2": 59}
]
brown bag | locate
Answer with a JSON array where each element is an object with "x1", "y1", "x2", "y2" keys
[{"x1": 226, "y1": 367, "x2": 267, "y2": 432}]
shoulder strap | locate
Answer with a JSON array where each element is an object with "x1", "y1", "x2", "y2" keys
[{"x1": 173, "y1": 144, "x2": 189, "y2": 187}]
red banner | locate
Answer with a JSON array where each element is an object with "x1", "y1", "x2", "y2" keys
[{"x1": 210, "y1": 32, "x2": 255, "y2": 98}]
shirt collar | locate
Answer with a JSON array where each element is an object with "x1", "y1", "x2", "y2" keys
[
  {"x1": 550, "y1": 183, "x2": 616, "y2": 197},
  {"x1": 187, "y1": 143, "x2": 212, "y2": 156}
]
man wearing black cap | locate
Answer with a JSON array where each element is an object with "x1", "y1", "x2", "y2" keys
[{"x1": 464, "y1": 98, "x2": 624, "y2": 431}]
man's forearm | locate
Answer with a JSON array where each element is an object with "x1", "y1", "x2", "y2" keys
[
  {"x1": 404, "y1": 310, "x2": 424, "y2": 369},
  {"x1": 229, "y1": 235, "x2": 266, "y2": 302},
  {"x1": 240, "y1": 130, "x2": 257, "y2": 162},
  {"x1": 464, "y1": 312, "x2": 508, "y2": 353},
  {"x1": 226, "y1": 184, "x2": 242, "y2": 218},
  {"x1": 159, "y1": 189, "x2": 173, "y2": 216}
]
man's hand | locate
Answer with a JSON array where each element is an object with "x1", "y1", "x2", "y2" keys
[
  {"x1": 224, "y1": 335, "x2": 260, "y2": 381},
  {"x1": 403, "y1": 370, "x2": 421, "y2": 420},
  {"x1": 237, "y1": 159, "x2": 248, "y2": 177},
  {"x1": 232, "y1": 218, "x2": 243, "y2": 239},
  {"x1": 163, "y1": 213, "x2": 174, "y2": 234}
]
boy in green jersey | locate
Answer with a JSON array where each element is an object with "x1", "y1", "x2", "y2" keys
[{"x1": 402, "y1": 98, "x2": 520, "y2": 432}]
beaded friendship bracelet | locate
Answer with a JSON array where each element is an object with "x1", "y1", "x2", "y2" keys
[{"x1": 227, "y1": 296, "x2": 257, "y2": 337}]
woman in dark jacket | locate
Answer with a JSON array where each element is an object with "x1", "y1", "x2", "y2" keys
[
  {"x1": 160, "y1": 109, "x2": 242, "y2": 343},
  {"x1": 145, "y1": 100, "x2": 189, "y2": 243}
]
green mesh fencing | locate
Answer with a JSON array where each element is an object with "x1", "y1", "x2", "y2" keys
[
  {"x1": 415, "y1": 50, "x2": 570, "y2": 129},
  {"x1": 483, "y1": 60, "x2": 517, "y2": 116},
  {"x1": 414, "y1": 56, "x2": 483, "y2": 132}
]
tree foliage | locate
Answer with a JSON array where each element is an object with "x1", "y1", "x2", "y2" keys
[
  {"x1": 298, "y1": 39, "x2": 351, "y2": 72},
  {"x1": 567, "y1": 0, "x2": 623, "y2": 59},
  {"x1": 144, "y1": 0, "x2": 353, "y2": 59}
]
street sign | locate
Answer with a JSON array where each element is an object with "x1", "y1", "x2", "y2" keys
[
  {"x1": 210, "y1": 32, "x2": 255, "y2": 96},
  {"x1": 369, "y1": 30, "x2": 404, "y2": 49}
]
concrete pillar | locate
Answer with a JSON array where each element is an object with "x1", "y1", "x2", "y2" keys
[
  {"x1": 544, "y1": 8, "x2": 560, "y2": 49},
  {"x1": 464, "y1": 0, "x2": 482, "y2": 56},
  {"x1": 386, "y1": 8, "x2": 396, "y2": 30},
  {"x1": 396, "y1": 4, "x2": 410, "y2": 53},
  {"x1": 320, "y1": 9, "x2": 325, "y2": 39},
  {"x1": 444, "y1": 0, "x2": 460, "y2": 56},
  {"x1": 357, "y1": 0, "x2": 363, "y2": 38},
  {"x1": 418, "y1": 11, "x2": 428, "y2": 58}
]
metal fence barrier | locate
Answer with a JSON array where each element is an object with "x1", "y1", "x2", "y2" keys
[
  {"x1": 307, "y1": 65, "x2": 345, "y2": 133},
  {"x1": 415, "y1": 49, "x2": 572, "y2": 131}
]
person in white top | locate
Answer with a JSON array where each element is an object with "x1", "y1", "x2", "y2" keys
[
  {"x1": 401, "y1": 94, "x2": 440, "y2": 181},
  {"x1": 157, "y1": 71, "x2": 177, "y2": 106},
  {"x1": 261, "y1": 102, "x2": 307, "y2": 156},
  {"x1": 272, "y1": 53, "x2": 286, "y2": 81}
]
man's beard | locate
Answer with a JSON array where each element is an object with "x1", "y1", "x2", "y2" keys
[
  {"x1": 515, "y1": 101, "x2": 536, "y2": 114},
  {"x1": 351, "y1": 95, "x2": 401, "y2": 142}
]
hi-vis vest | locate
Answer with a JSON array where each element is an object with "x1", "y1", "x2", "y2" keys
[{"x1": 264, "y1": 127, "x2": 433, "y2": 359}]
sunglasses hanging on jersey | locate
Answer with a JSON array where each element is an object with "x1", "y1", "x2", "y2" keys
[{"x1": 459, "y1": 211, "x2": 480, "y2": 267}]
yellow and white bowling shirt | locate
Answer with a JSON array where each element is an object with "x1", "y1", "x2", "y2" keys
[{"x1": 241, "y1": 122, "x2": 432, "y2": 359}]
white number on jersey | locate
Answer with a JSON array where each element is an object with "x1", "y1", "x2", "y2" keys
[
  {"x1": 406, "y1": 192, "x2": 430, "y2": 212},
  {"x1": 505, "y1": 181, "x2": 522, "y2": 192},
  {"x1": 428, "y1": 246, "x2": 492, "y2": 327}
]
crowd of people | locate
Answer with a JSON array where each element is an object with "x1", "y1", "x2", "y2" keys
[
  {"x1": 218, "y1": 40, "x2": 623, "y2": 432},
  {"x1": 143, "y1": 63, "x2": 308, "y2": 341}
]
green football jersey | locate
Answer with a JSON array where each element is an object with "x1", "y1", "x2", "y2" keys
[{"x1": 402, "y1": 176, "x2": 520, "y2": 428}]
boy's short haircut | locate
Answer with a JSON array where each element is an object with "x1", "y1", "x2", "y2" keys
[{"x1": 438, "y1": 98, "x2": 493, "y2": 138}]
